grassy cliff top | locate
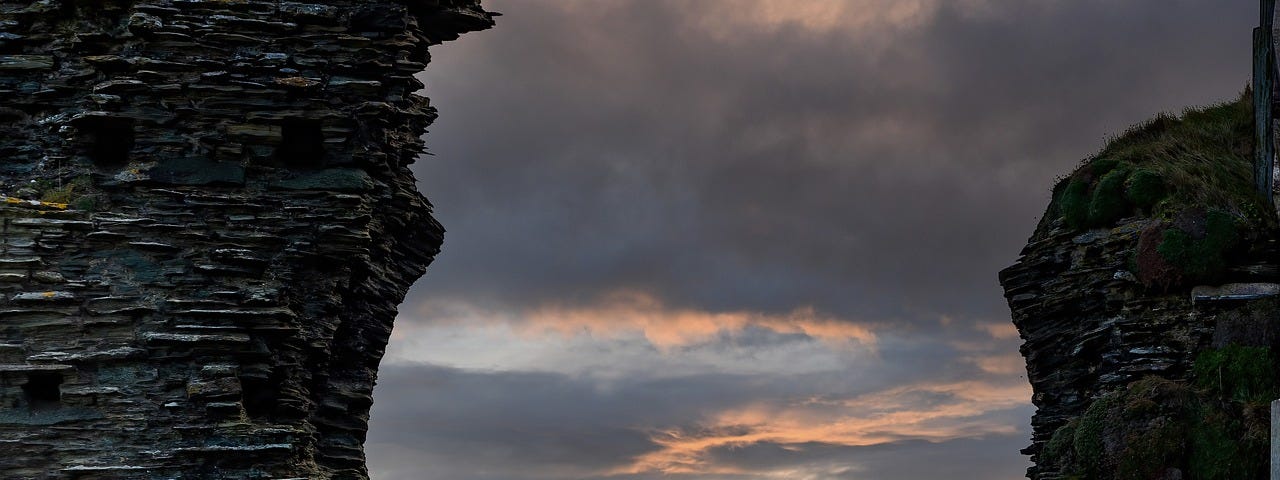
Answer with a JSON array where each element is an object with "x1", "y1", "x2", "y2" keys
[
  {"x1": 1045, "y1": 90, "x2": 1279, "y2": 290},
  {"x1": 1050, "y1": 90, "x2": 1274, "y2": 230}
]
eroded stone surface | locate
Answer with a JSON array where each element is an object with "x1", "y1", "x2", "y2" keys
[
  {"x1": 1191, "y1": 282, "x2": 1280, "y2": 303},
  {"x1": 1001, "y1": 216, "x2": 1280, "y2": 479},
  {"x1": 0, "y1": 1, "x2": 493, "y2": 478}
]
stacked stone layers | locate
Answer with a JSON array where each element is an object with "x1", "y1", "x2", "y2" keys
[
  {"x1": 0, "y1": 1, "x2": 492, "y2": 478},
  {"x1": 999, "y1": 218, "x2": 1278, "y2": 480}
]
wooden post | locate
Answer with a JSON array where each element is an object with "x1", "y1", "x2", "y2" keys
[
  {"x1": 1272, "y1": 399, "x2": 1280, "y2": 480},
  {"x1": 1256, "y1": 0, "x2": 1276, "y2": 201}
]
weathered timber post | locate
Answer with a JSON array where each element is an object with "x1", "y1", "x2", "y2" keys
[
  {"x1": 1273, "y1": 400, "x2": 1280, "y2": 480},
  {"x1": 1262, "y1": 3, "x2": 1280, "y2": 479},
  {"x1": 1256, "y1": 0, "x2": 1276, "y2": 201}
]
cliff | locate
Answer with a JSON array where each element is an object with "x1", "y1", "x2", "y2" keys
[
  {"x1": 1001, "y1": 93, "x2": 1280, "y2": 479},
  {"x1": 0, "y1": 1, "x2": 493, "y2": 478}
]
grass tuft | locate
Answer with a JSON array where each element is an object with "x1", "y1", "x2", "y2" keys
[
  {"x1": 1192, "y1": 345, "x2": 1277, "y2": 403},
  {"x1": 1049, "y1": 90, "x2": 1273, "y2": 232}
]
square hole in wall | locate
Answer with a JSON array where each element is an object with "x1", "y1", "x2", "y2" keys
[
  {"x1": 22, "y1": 372, "x2": 62, "y2": 410},
  {"x1": 277, "y1": 118, "x2": 325, "y2": 167},
  {"x1": 239, "y1": 371, "x2": 284, "y2": 420},
  {"x1": 77, "y1": 116, "x2": 135, "y2": 166}
]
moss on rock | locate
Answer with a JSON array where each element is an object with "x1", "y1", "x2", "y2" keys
[
  {"x1": 1039, "y1": 375, "x2": 1269, "y2": 480},
  {"x1": 1042, "y1": 419, "x2": 1079, "y2": 469},
  {"x1": 36, "y1": 175, "x2": 103, "y2": 211},
  {"x1": 1192, "y1": 345, "x2": 1277, "y2": 403},
  {"x1": 1147, "y1": 208, "x2": 1241, "y2": 288}
]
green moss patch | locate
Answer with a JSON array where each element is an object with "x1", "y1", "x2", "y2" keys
[
  {"x1": 1193, "y1": 345, "x2": 1277, "y2": 403},
  {"x1": 1060, "y1": 179, "x2": 1092, "y2": 230},
  {"x1": 1087, "y1": 167, "x2": 1133, "y2": 227},
  {"x1": 1072, "y1": 394, "x2": 1117, "y2": 476},
  {"x1": 1141, "y1": 209, "x2": 1241, "y2": 289},
  {"x1": 1117, "y1": 416, "x2": 1184, "y2": 480},
  {"x1": 1042, "y1": 419, "x2": 1079, "y2": 468},
  {"x1": 1040, "y1": 375, "x2": 1269, "y2": 480},
  {"x1": 1188, "y1": 404, "x2": 1268, "y2": 480},
  {"x1": 36, "y1": 175, "x2": 102, "y2": 211},
  {"x1": 1134, "y1": 208, "x2": 1244, "y2": 290}
]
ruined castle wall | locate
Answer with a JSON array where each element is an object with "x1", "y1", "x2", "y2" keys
[{"x1": 0, "y1": 1, "x2": 493, "y2": 478}]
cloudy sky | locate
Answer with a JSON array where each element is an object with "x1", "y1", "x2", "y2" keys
[{"x1": 366, "y1": 1, "x2": 1256, "y2": 479}]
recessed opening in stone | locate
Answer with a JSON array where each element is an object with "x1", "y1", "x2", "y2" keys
[
  {"x1": 0, "y1": 107, "x2": 27, "y2": 124},
  {"x1": 79, "y1": 116, "x2": 135, "y2": 166},
  {"x1": 277, "y1": 118, "x2": 325, "y2": 167},
  {"x1": 22, "y1": 372, "x2": 62, "y2": 409},
  {"x1": 67, "y1": 0, "x2": 131, "y2": 9},
  {"x1": 240, "y1": 373, "x2": 280, "y2": 419}
]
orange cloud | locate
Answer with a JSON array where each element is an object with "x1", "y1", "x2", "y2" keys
[
  {"x1": 671, "y1": 0, "x2": 1007, "y2": 42},
  {"x1": 978, "y1": 322, "x2": 1020, "y2": 340},
  {"x1": 613, "y1": 378, "x2": 1031, "y2": 475},
  {"x1": 409, "y1": 291, "x2": 879, "y2": 351},
  {"x1": 940, "y1": 322, "x2": 1024, "y2": 375},
  {"x1": 969, "y1": 353, "x2": 1026, "y2": 376},
  {"x1": 527, "y1": 0, "x2": 1008, "y2": 44}
]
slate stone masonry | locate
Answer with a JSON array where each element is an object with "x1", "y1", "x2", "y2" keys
[{"x1": 0, "y1": 1, "x2": 493, "y2": 478}]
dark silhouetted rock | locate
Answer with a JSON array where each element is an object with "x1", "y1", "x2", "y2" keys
[{"x1": 0, "y1": 0, "x2": 494, "y2": 478}]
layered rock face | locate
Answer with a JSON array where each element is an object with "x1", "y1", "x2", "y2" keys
[
  {"x1": 1000, "y1": 218, "x2": 1277, "y2": 479},
  {"x1": 0, "y1": 1, "x2": 492, "y2": 478},
  {"x1": 1000, "y1": 98, "x2": 1280, "y2": 479}
]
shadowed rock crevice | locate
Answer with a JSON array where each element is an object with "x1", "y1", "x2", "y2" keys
[{"x1": 0, "y1": 0, "x2": 493, "y2": 478}]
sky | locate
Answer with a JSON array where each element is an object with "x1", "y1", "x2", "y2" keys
[{"x1": 365, "y1": 1, "x2": 1257, "y2": 479}]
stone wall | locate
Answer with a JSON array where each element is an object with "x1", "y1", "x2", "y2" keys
[{"x1": 0, "y1": 1, "x2": 493, "y2": 478}]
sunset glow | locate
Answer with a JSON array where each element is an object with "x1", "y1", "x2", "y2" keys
[
  {"x1": 365, "y1": 1, "x2": 1254, "y2": 479},
  {"x1": 619, "y1": 379, "x2": 1031, "y2": 475}
]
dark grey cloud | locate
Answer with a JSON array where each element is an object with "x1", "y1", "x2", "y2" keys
[
  {"x1": 409, "y1": 0, "x2": 1254, "y2": 324},
  {"x1": 368, "y1": 315, "x2": 1032, "y2": 478},
  {"x1": 366, "y1": 363, "x2": 771, "y2": 480},
  {"x1": 704, "y1": 436, "x2": 1033, "y2": 480},
  {"x1": 367, "y1": 361, "x2": 1032, "y2": 480},
  {"x1": 371, "y1": 1, "x2": 1258, "y2": 478}
]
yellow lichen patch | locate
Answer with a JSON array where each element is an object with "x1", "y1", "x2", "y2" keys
[
  {"x1": 275, "y1": 76, "x2": 320, "y2": 88},
  {"x1": 41, "y1": 292, "x2": 55, "y2": 299},
  {"x1": 0, "y1": 195, "x2": 67, "y2": 210}
]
